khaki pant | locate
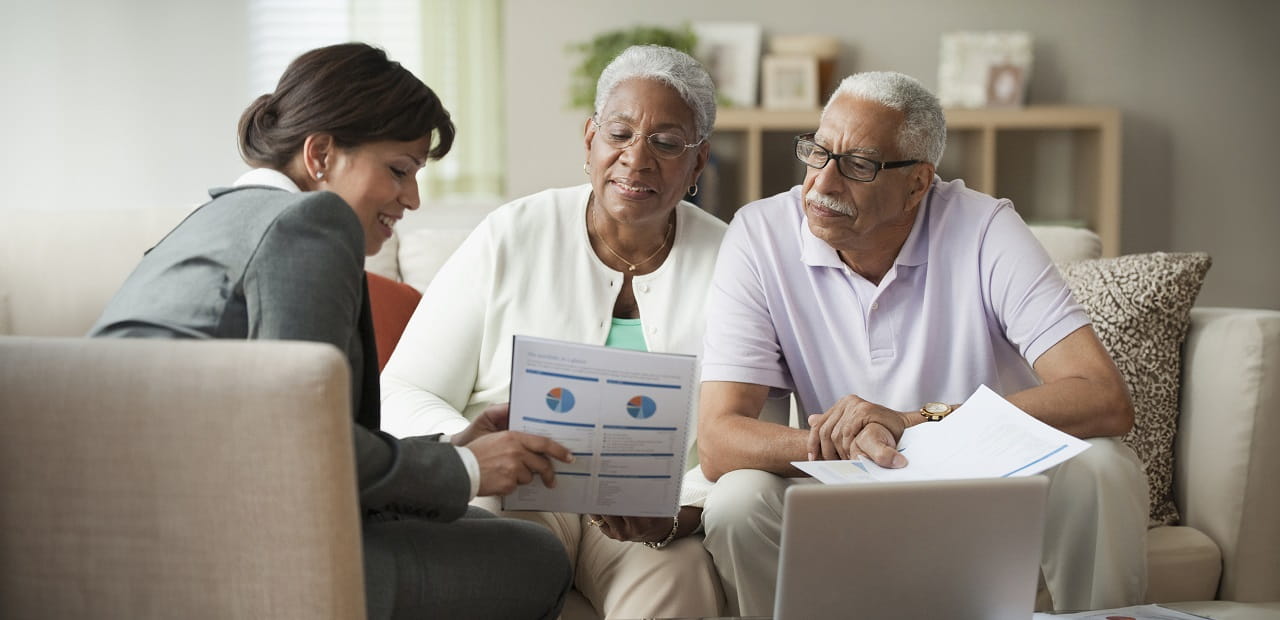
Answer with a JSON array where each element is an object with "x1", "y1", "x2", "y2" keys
[
  {"x1": 701, "y1": 437, "x2": 1149, "y2": 615},
  {"x1": 474, "y1": 497, "x2": 724, "y2": 619}
]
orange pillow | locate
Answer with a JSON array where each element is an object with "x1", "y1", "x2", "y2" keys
[{"x1": 366, "y1": 272, "x2": 422, "y2": 372}]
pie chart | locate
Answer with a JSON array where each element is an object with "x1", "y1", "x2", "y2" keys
[
  {"x1": 545, "y1": 387, "x2": 575, "y2": 413},
  {"x1": 626, "y1": 395, "x2": 657, "y2": 419}
]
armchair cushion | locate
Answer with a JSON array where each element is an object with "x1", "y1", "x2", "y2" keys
[{"x1": 1059, "y1": 252, "x2": 1212, "y2": 526}]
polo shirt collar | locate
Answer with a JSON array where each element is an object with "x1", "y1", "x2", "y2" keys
[{"x1": 798, "y1": 177, "x2": 937, "y2": 269}]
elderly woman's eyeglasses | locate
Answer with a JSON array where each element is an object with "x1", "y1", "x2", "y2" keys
[
  {"x1": 592, "y1": 117, "x2": 704, "y2": 160},
  {"x1": 794, "y1": 133, "x2": 919, "y2": 182}
]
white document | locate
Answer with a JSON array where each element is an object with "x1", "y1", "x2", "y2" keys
[
  {"x1": 1032, "y1": 603, "x2": 1212, "y2": 619},
  {"x1": 791, "y1": 385, "x2": 1090, "y2": 483},
  {"x1": 502, "y1": 335, "x2": 695, "y2": 517}
]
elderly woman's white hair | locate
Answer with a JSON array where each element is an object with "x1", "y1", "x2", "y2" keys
[
  {"x1": 825, "y1": 71, "x2": 947, "y2": 166},
  {"x1": 594, "y1": 45, "x2": 717, "y2": 141}
]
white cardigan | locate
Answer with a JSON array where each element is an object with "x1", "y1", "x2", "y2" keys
[{"x1": 381, "y1": 184, "x2": 727, "y2": 506}]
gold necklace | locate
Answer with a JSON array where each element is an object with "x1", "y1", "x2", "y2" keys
[{"x1": 589, "y1": 201, "x2": 674, "y2": 273}]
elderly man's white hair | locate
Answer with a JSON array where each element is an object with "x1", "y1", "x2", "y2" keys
[
  {"x1": 824, "y1": 71, "x2": 947, "y2": 166},
  {"x1": 594, "y1": 45, "x2": 717, "y2": 141}
]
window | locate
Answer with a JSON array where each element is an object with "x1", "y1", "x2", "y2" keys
[{"x1": 247, "y1": 0, "x2": 501, "y2": 199}]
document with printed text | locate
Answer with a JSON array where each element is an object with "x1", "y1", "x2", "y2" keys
[
  {"x1": 502, "y1": 335, "x2": 695, "y2": 517},
  {"x1": 792, "y1": 385, "x2": 1090, "y2": 483}
]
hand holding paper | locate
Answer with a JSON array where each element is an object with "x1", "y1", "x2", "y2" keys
[{"x1": 793, "y1": 385, "x2": 1090, "y2": 484}]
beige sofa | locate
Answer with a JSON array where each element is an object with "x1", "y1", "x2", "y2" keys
[
  {"x1": 0, "y1": 336, "x2": 365, "y2": 618},
  {"x1": 1, "y1": 205, "x2": 1277, "y2": 613}
]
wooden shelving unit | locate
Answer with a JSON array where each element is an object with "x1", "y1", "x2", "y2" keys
[{"x1": 711, "y1": 105, "x2": 1122, "y2": 256}]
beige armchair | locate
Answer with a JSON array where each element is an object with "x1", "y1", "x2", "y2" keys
[{"x1": 0, "y1": 337, "x2": 366, "y2": 619}]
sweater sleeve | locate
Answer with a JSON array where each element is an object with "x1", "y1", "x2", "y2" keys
[{"x1": 380, "y1": 218, "x2": 495, "y2": 437}]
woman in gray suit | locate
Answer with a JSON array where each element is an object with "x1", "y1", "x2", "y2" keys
[{"x1": 90, "y1": 43, "x2": 572, "y2": 620}]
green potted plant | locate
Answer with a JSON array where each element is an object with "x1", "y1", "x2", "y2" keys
[{"x1": 566, "y1": 24, "x2": 697, "y2": 109}]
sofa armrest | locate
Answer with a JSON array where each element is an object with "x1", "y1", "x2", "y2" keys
[{"x1": 1176, "y1": 307, "x2": 1280, "y2": 602}]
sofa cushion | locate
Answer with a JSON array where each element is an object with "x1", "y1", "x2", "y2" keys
[
  {"x1": 1144, "y1": 525, "x2": 1222, "y2": 603},
  {"x1": 1058, "y1": 252, "x2": 1211, "y2": 526},
  {"x1": 1030, "y1": 225, "x2": 1103, "y2": 263},
  {"x1": 396, "y1": 227, "x2": 475, "y2": 293},
  {"x1": 366, "y1": 271, "x2": 422, "y2": 372},
  {"x1": 365, "y1": 228, "x2": 401, "y2": 282}
]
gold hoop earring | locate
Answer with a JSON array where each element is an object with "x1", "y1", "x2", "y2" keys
[{"x1": 687, "y1": 184, "x2": 698, "y2": 197}]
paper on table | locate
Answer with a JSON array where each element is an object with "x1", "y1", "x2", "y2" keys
[
  {"x1": 502, "y1": 335, "x2": 696, "y2": 517},
  {"x1": 791, "y1": 385, "x2": 1090, "y2": 483},
  {"x1": 1032, "y1": 603, "x2": 1213, "y2": 619}
]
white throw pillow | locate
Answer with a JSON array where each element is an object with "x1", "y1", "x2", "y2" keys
[
  {"x1": 365, "y1": 229, "x2": 401, "y2": 282},
  {"x1": 1029, "y1": 225, "x2": 1103, "y2": 263},
  {"x1": 396, "y1": 227, "x2": 475, "y2": 293}
]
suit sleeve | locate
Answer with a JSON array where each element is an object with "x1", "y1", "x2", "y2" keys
[{"x1": 244, "y1": 193, "x2": 469, "y2": 520}]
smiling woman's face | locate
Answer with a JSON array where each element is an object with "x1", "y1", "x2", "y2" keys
[
  {"x1": 584, "y1": 78, "x2": 708, "y2": 228},
  {"x1": 322, "y1": 136, "x2": 431, "y2": 256}
]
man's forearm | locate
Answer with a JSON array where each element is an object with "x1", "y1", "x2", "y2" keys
[
  {"x1": 1007, "y1": 376, "x2": 1133, "y2": 438},
  {"x1": 698, "y1": 415, "x2": 811, "y2": 480}
]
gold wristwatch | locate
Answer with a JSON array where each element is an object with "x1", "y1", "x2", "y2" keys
[{"x1": 920, "y1": 402, "x2": 956, "y2": 422}]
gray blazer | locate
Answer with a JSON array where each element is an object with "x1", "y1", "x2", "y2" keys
[{"x1": 91, "y1": 185, "x2": 469, "y2": 521}]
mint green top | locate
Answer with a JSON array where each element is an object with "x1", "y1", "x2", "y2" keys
[{"x1": 605, "y1": 317, "x2": 647, "y2": 352}]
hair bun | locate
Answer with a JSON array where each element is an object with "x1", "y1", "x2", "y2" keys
[
  {"x1": 237, "y1": 93, "x2": 284, "y2": 167},
  {"x1": 250, "y1": 94, "x2": 277, "y2": 128}
]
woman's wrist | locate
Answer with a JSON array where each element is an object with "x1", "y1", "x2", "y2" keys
[
  {"x1": 643, "y1": 514, "x2": 680, "y2": 549},
  {"x1": 642, "y1": 505, "x2": 702, "y2": 548}
]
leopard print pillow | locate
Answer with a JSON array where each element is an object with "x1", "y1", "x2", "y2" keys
[{"x1": 1058, "y1": 252, "x2": 1211, "y2": 527}]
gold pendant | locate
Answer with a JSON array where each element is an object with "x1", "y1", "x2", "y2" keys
[{"x1": 628, "y1": 265, "x2": 637, "y2": 272}]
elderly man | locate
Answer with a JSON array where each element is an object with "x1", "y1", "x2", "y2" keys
[{"x1": 697, "y1": 71, "x2": 1148, "y2": 616}]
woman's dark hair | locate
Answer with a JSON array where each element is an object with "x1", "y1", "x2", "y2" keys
[{"x1": 237, "y1": 42, "x2": 455, "y2": 168}]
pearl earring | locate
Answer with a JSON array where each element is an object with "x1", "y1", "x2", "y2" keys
[{"x1": 316, "y1": 171, "x2": 324, "y2": 180}]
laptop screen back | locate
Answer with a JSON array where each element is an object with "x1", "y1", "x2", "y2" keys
[{"x1": 775, "y1": 477, "x2": 1049, "y2": 620}]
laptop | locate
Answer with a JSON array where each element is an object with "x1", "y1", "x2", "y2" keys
[{"x1": 774, "y1": 476, "x2": 1049, "y2": 620}]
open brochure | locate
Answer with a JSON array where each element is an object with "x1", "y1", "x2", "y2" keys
[
  {"x1": 501, "y1": 335, "x2": 695, "y2": 517},
  {"x1": 792, "y1": 385, "x2": 1091, "y2": 483}
]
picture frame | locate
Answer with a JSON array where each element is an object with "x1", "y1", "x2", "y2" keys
[
  {"x1": 938, "y1": 31, "x2": 1033, "y2": 108},
  {"x1": 692, "y1": 22, "x2": 763, "y2": 108},
  {"x1": 761, "y1": 54, "x2": 819, "y2": 110},
  {"x1": 985, "y1": 63, "x2": 1026, "y2": 107}
]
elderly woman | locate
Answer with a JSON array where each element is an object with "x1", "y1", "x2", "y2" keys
[{"x1": 381, "y1": 45, "x2": 727, "y2": 617}]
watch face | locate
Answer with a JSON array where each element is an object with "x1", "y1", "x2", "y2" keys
[{"x1": 923, "y1": 402, "x2": 951, "y2": 415}]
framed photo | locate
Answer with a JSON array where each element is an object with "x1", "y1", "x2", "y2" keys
[
  {"x1": 761, "y1": 54, "x2": 819, "y2": 110},
  {"x1": 938, "y1": 31, "x2": 1032, "y2": 108},
  {"x1": 986, "y1": 63, "x2": 1026, "y2": 107},
  {"x1": 692, "y1": 22, "x2": 762, "y2": 108}
]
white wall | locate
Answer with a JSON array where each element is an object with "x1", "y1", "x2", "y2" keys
[
  {"x1": 504, "y1": 0, "x2": 1280, "y2": 310},
  {"x1": 3, "y1": 1, "x2": 1276, "y2": 310},
  {"x1": 0, "y1": 0, "x2": 250, "y2": 213}
]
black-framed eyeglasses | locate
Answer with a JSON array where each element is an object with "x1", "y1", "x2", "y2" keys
[
  {"x1": 592, "y1": 117, "x2": 704, "y2": 160},
  {"x1": 794, "y1": 132, "x2": 919, "y2": 182}
]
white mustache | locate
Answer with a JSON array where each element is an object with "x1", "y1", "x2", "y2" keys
[{"x1": 805, "y1": 189, "x2": 856, "y2": 217}]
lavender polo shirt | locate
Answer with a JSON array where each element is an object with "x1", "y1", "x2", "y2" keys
[{"x1": 702, "y1": 178, "x2": 1090, "y2": 419}]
